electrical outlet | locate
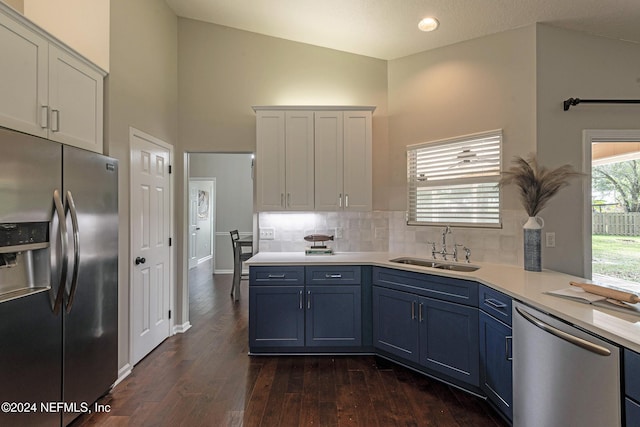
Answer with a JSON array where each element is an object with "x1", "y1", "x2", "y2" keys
[
  {"x1": 334, "y1": 227, "x2": 343, "y2": 239},
  {"x1": 259, "y1": 227, "x2": 275, "y2": 240},
  {"x1": 545, "y1": 232, "x2": 556, "y2": 248}
]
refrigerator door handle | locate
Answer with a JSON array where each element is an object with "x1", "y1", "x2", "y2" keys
[
  {"x1": 51, "y1": 190, "x2": 68, "y2": 315},
  {"x1": 65, "y1": 191, "x2": 80, "y2": 313}
]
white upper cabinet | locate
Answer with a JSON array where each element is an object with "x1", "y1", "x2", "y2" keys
[
  {"x1": 315, "y1": 110, "x2": 372, "y2": 211},
  {"x1": 48, "y1": 45, "x2": 103, "y2": 152},
  {"x1": 0, "y1": 9, "x2": 48, "y2": 138},
  {"x1": 0, "y1": 4, "x2": 105, "y2": 153},
  {"x1": 255, "y1": 106, "x2": 374, "y2": 212},
  {"x1": 255, "y1": 110, "x2": 314, "y2": 211}
]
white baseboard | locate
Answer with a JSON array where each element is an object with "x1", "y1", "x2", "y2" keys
[
  {"x1": 173, "y1": 321, "x2": 192, "y2": 334},
  {"x1": 197, "y1": 255, "x2": 212, "y2": 264},
  {"x1": 215, "y1": 268, "x2": 234, "y2": 274},
  {"x1": 113, "y1": 363, "x2": 132, "y2": 389}
]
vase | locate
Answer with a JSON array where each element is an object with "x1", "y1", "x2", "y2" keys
[{"x1": 523, "y1": 216, "x2": 544, "y2": 272}]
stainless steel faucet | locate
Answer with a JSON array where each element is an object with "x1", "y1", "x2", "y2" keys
[{"x1": 440, "y1": 225, "x2": 454, "y2": 260}]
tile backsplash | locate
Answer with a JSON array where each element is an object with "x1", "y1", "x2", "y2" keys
[{"x1": 258, "y1": 209, "x2": 527, "y2": 266}]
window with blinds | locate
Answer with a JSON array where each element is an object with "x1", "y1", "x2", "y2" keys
[{"x1": 407, "y1": 130, "x2": 502, "y2": 227}]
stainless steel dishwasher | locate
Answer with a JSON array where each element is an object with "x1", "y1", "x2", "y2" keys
[{"x1": 513, "y1": 302, "x2": 621, "y2": 427}]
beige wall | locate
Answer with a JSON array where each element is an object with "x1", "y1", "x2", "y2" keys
[
  {"x1": 108, "y1": 0, "x2": 178, "y2": 372},
  {"x1": 387, "y1": 25, "x2": 537, "y2": 212},
  {"x1": 2, "y1": 0, "x2": 22, "y2": 12},
  {"x1": 536, "y1": 24, "x2": 640, "y2": 276},
  {"x1": 175, "y1": 18, "x2": 389, "y2": 305},
  {"x1": 23, "y1": 0, "x2": 109, "y2": 71}
]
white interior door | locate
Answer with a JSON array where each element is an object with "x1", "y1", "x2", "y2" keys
[{"x1": 130, "y1": 128, "x2": 172, "y2": 366}]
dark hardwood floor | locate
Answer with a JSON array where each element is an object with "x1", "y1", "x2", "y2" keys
[{"x1": 72, "y1": 263, "x2": 508, "y2": 427}]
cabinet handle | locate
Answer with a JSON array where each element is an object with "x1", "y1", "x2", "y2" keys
[
  {"x1": 485, "y1": 298, "x2": 507, "y2": 309},
  {"x1": 287, "y1": 193, "x2": 291, "y2": 207},
  {"x1": 307, "y1": 290, "x2": 311, "y2": 310},
  {"x1": 325, "y1": 273, "x2": 342, "y2": 278},
  {"x1": 267, "y1": 274, "x2": 286, "y2": 278},
  {"x1": 51, "y1": 109, "x2": 60, "y2": 132},
  {"x1": 505, "y1": 335, "x2": 513, "y2": 361},
  {"x1": 280, "y1": 193, "x2": 284, "y2": 207},
  {"x1": 419, "y1": 303, "x2": 424, "y2": 322},
  {"x1": 345, "y1": 194, "x2": 349, "y2": 208},
  {"x1": 338, "y1": 194, "x2": 342, "y2": 208},
  {"x1": 41, "y1": 105, "x2": 49, "y2": 129},
  {"x1": 411, "y1": 301, "x2": 416, "y2": 320},
  {"x1": 299, "y1": 290, "x2": 303, "y2": 310}
]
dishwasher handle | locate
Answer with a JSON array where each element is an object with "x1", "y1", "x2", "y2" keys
[{"x1": 515, "y1": 306, "x2": 611, "y2": 356}]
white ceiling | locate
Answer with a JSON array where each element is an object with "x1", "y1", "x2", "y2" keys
[{"x1": 165, "y1": 0, "x2": 640, "y2": 60}]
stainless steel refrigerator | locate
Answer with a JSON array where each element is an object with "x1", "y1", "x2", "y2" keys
[{"x1": 0, "y1": 127, "x2": 118, "y2": 426}]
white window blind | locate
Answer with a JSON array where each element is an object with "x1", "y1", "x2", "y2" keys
[{"x1": 407, "y1": 130, "x2": 502, "y2": 227}]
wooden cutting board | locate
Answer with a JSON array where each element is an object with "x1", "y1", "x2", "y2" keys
[{"x1": 570, "y1": 281, "x2": 640, "y2": 304}]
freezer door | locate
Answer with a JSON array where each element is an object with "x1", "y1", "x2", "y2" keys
[
  {"x1": 62, "y1": 146, "x2": 118, "y2": 426},
  {"x1": 0, "y1": 291, "x2": 62, "y2": 427},
  {"x1": 0, "y1": 127, "x2": 61, "y2": 222}
]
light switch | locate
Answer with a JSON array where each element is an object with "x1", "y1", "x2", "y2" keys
[{"x1": 545, "y1": 232, "x2": 556, "y2": 248}]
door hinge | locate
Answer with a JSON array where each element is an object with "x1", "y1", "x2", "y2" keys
[
  {"x1": 168, "y1": 310, "x2": 172, "y2": 319},
  {"x1": 168, "y1": 165, "x2": 172, "y2": 174},
  {"x1": 169, "y1": 237, "x2": 172, "y2": 246}
]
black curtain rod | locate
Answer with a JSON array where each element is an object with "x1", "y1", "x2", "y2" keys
[{"x1": 563, "y1": 98, "x2": 640, "y2": 111}]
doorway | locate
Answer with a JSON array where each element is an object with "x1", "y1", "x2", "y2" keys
[
  {"x1": 584, "y1": 130, "x2": 640, "y2": 294},
  {"x1": 187, "y1": 153, "x2": 254, "y2": 275},
  {"x1": 188, "y1": 179, "x2": 215, "y2": 270}
]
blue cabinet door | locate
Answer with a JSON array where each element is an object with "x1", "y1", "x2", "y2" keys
[
  {"x1": 305, "y1": 285, "x2": 362, "y2": 347},
  {"x1": 479, "y1": 311, "x2": 513, "y2": 422},
  {"x1": 419, "y1": 297, "x2": 480, "y2": 386},
  {"x1": 372, "y1": 286, "x2": 419, "y2": 363},
  {"x1": 249, "y1": 285, "x2": 304, "y2": 348}
]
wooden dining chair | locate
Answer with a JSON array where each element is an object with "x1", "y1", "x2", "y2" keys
[{"x1": 230, "y1": 230, "x2": 253, "y2": 299}]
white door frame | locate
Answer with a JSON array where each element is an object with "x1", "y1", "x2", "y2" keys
[
  {"x1": 128, "y1": 126, "x2": 175, "y2": 366},
  {"x1": 582, "y1": 129, "x2": 640, "y2": 279},
  {"x1": 189, "y1": 177, "x2": 216, "y2": 268}
]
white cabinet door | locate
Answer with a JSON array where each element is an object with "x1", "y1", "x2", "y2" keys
[
  {"x1": 48, "y1": 45, "x2": 103, "y2": 153},
  {"x1": 284, "y1": 111, "x2": 315, "y2": 211},
  {"x1": 0, "y1": 11, "x2": 48, "y2": 138},
  {"x1": 343, "y1": 111, "x2": 372, "y2": 211},
  {"x1": 256, "y1": 110, "x2": 286, "y2": 211},
  {"x1": 0, "y1": 6, "x2": 104, "y2": 153},
  {"x1": 314, "y1": 111, "x2": 344, "y2": 211}
]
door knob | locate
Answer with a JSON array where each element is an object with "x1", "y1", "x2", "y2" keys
[{"x1": 135, "y1": 257, "x2": 146, "y2": 265}]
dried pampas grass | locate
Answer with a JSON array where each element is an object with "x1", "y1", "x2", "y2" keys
[{"x1": 499, "y1": 154, "x2": 583, "y2": 217}]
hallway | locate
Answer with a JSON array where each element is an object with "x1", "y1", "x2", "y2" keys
[{"x1": 73, "y1": 264, "x2": 506, "y2": 426}]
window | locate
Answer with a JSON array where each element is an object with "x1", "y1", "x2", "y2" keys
[{"x1": 407, "y1": 130, "x2": 502, "y2": 227}]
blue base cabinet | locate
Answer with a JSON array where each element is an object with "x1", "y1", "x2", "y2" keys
[
  {"x1": 249, "y1": 285, "x2": 305, "y2": 347},
  {"x1": 625, "y1": 349, "x2": 640, "y2": 426},
  {"x1": 372, "y1": 267, "x2": 479, "y2": 387},
  {"x1": 420, "y1": 297, "x2": 479, "y2": 386},
  {"x1": 306, "y1": 285, "x2": 361, "y2": 347},
  {"x1": 372, "y1": 286, "x2": 419, "y2": 362},
  {"x1": 479, "y1": 285, "x2": 513, "y2": 423},
  {"x1": 249, "y1": 266, "x2": 362, "y2": 352}
]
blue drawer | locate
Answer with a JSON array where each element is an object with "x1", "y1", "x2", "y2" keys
[
  {"x1": 249, "y1": 266, "x2": 305, "y2": 285},
  {"x1": 306, "y1": 266, "x2": 361, "y2": 285},
  {"x1": 372, "y1": 267, "x2": 478, "y2": 307},
  {"x1": 479, "y1": 284, "x2": 512, "y2": 326},
  {"x1": 626, "y1": 397, "x2": 640, "y2": 427}
]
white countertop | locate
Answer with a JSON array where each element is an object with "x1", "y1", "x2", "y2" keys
[{"x1": 246, "y1": 251, "x2": 640, "y2": 353}]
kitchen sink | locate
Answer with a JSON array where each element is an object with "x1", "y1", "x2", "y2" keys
[
  {"x1": 389, "y1": 257, "x2": 480, "y2": 272},
  {"x1": 389, "y1": 257, "x2": 440, "y2": 268}
]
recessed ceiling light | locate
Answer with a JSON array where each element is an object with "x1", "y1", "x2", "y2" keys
[{"x1": 418, "y1": 17, "x2": 439, "y2": 32}]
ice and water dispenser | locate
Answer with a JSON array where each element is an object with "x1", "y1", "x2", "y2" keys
[{"x1": 0, "y1": 222, "x2": 51, "y2": 303}]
